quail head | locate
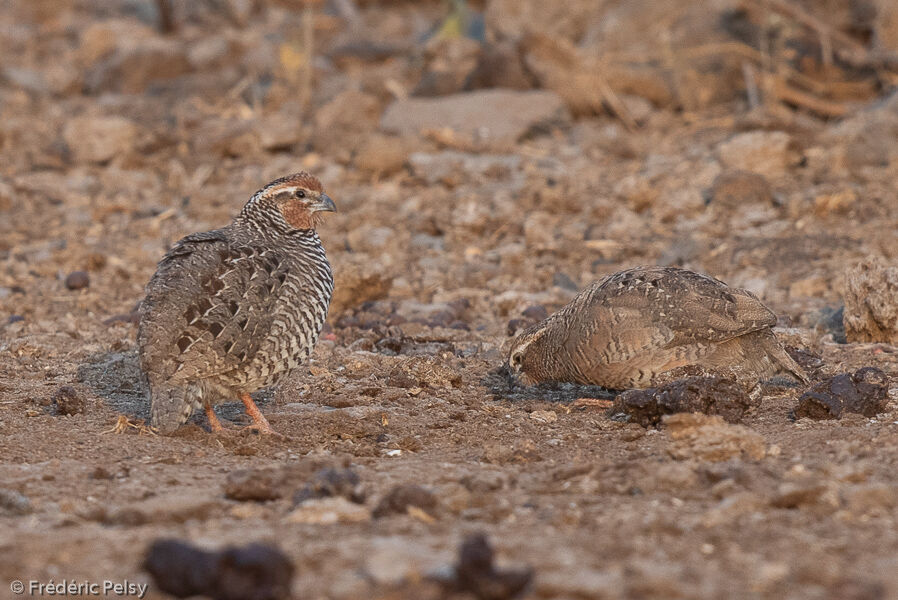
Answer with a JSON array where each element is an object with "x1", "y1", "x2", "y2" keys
[
  {"x1": 508, "y1": 266, "x2": 808, "y2": 389},
  {"x1": 138, "y1": 172, "x2": 337, "y2": 435}
]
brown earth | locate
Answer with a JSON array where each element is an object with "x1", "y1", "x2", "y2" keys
[{"x1": 2, "y1": 1, "x2": 898, "y2": 599}]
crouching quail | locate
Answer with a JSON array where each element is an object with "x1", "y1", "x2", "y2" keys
[
  {"x1": 138, "y1": 173, "x2": 336, "y2": 435},
  {"x1": 507, "y1": 266, "x2": 808, "y2": 389}
]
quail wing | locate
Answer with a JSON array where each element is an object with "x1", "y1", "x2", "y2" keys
[{"x1": 138, "y1": 232, "x2": 290, "y2": 385}]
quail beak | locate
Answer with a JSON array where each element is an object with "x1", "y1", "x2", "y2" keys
[{"x1": 312, "y1": 193, "x2": 337, "y2": 213}]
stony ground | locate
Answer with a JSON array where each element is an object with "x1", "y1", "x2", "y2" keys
[{"x1": 2, "y1": 1, "x2": 898, "y2": 599}]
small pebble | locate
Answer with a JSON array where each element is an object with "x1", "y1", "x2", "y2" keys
[
  {"x1": 224, "y1": 468, "x2": 283, "y2": 502},
  {"x1": 373, "y1": 484, "x2": 438, "y2": 518},
  {"x1": 506, "y1": 318, "x2": 530, "y2": 336},
  {"x1": 521, "y1": 305, "x2": 549, "y2": 321},
  {"x1": 529, "y1": 410, "x2": 557, "y2": 424},
  {"x1": 293, "y1": 467, "x2": 364, "y2": 505},
  {"x1": 65, "y1": 270, "x2": 90, "y2": 290},
  {"x1": 52, "y1": 385, "x2": 85, "y2": 416}
]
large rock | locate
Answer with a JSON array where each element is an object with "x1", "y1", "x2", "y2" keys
[
  {"x1": 664, "y1": 413, "x2": 766, "y2": 462},
  {"x1": 381, "y1": 89, "x2": 568, "y2": 149},
  {"x1": 843, "y1": 257, "x2": 898, "y2": 343},
  {"x1": 717, "y1": 131, "x2": 800, "y2": 178},
  {"x1": 329, "y1": 257, "x2": 393, "y2": 316},
  {"x1": 63, "y1": 115, "x2": 139, "y2": 164},
  {"x1": 793, "y1": 368, "x2": 889, "y2": 420},
  {"x1": 611, "y1": 376, "x2": 758, "y2": 427}
]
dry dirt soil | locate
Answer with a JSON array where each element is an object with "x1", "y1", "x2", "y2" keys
[{"x1": 2, "y1": 1, "x2": 898, "y2": 599}]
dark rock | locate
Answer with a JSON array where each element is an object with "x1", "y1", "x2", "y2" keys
[
  {"x1": 437, "y1": 533, "x2": 533, "y2": 600},
  {"x1": 465, "y1": 41, "x2": 535, "y2": 91},
  {"x1": 224, "y1": 468, "x2": 284, "y2": 502},
  {"x1": 508, "y1": 305, "x2": 548, "y2": 336},
  {"x1": 293, "y1": 467, "x2": 364, "y2": 505},
  {"x1": 65, "y1": 271, "x2": 90, "y2": 290},
  {"x1": 51, "y1": 385, "x2": 85, "y2": 416},
  {"x1": 89, "y1": 466, "x2": 115, "y2": 480},
  {"x1": 143, "y1": 539, "x2": 293, "y2": 600},
  {"x1": 793, "y1": 367, "x2": 889, "y2": 420},
  {"x1": 610, "y1": 376, "x2": 759, "y2": 427},
  {"x1": 506, "y1": 318, "x2": 529, "y2": 336},
  {"x1": 373, "y1": 484, "x2": 438, "y2": 518},
  {"x1": 7, "y1": 315, "x2": 24, "y2": 324},
  {"x1": 521, "y1": 305, "x2": 548, "y2": 321},
  {"x1": 143, "y1": 540, "x2": 216, "y2": 598}
]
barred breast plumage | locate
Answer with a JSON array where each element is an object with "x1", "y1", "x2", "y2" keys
[
  {"x1": 138, "y1": 173, "x2": 336, "y2": 435},
  {"x1": 507, "y1": 266, "x2": 808, "y2": 389}
]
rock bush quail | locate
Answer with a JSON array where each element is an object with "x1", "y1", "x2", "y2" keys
[
  {"x1": 507, "y1": 266, "x2": 808, "y2": 389},
  {"x1": 138, "y1": 172, "x2": 336, "y2": 434}
]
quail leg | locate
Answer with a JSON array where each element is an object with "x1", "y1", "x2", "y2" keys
[
  {"x1": 204, "y1": 403, "x2": 227, "y2": 433},
  {"x1": 239, "y1": 393, "x2": 280, "y2": 435}
]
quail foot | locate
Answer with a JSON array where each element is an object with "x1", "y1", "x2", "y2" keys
[
  {"x1": 138, "y1": 173, "x2": 336, "y2": 435},
  {"x1": 507, "y1": 266, "x2": 808, "y2": 389}
]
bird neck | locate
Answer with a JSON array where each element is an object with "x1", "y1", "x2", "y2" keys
[
  {"x1": 233, "y1": 202, "x2": 319, "y2": 244},
  {"x1": 533, "y1": 320, "x2": 579, "y2": 383}
]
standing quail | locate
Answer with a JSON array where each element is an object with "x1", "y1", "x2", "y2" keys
[
  {"x1": 138, "y1": 172, "x2": 336, "y2": 435},
  {"x1": 507, "y1": 266, "x2": 808, "y2": 389}
]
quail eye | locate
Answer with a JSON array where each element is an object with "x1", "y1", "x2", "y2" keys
[
  {"x1": 511, "y1": 352, "x2": 523, "y2": 368},
  {"x1": 295, "y1": 189, "x2": 306, "y2": 199}
]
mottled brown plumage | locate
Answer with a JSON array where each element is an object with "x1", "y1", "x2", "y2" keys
[
  {"x1": 508, "y1": 267, "x2": 807, "y2": 389},
  {"x1": 138, "y1": 173, "x2": 337, "y2": 434}
]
